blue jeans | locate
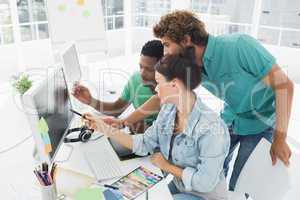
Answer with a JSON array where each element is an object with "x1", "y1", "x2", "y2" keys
[
  {"x1": 223, "y1": 126, "x2": 274, "y2": 191},
  {"x1": 168, "y1": 181, "x2": 204, "y2": 200}
]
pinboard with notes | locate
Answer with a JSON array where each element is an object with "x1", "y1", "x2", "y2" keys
[{"x1": 46, "y1": 0, "x2": 106, "y2": 54}]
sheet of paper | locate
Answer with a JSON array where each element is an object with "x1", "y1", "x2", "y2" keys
[
  {"x1": 74, "y1": 188, "x2": 104, "y2": 200},
  {"x1": 55, "y1": 167, "x2": 95, "y2": 197}
]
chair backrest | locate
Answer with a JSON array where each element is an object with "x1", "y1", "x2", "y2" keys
[{"x1": 234, "y1": 138, "x2": 300, "y2": 200}]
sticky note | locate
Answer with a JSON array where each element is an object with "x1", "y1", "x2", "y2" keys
[
  {"x1": 45, "y1": 144, "x2": 52, "y2": 154},
  {"x1": 82, "y1": 10, "x2": 91, "y2": 17},
  {"x1": 74, "y1": 188, "x2": 104, "y2": 200},
  {"x1": 41, "y1": 133, "x2": 51, "y2": 144},
  {"x1": 58, "y1": 4, "x2": 67, "y2": 12},
  {"x1": 37, "y1": 117, "x2": 49, "y2": 133},
  {"x1": 77, "y1": 0, "x2": 85, "y2": 6},
  {"x1": 38, "y1": 117, "x2": 52, "y2": 153}
]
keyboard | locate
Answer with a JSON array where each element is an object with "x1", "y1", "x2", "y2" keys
[{"x1": 82, "y1": 139, "x2": 125, "y2": 180}]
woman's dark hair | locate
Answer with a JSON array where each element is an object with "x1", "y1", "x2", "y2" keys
[{"x1": 155, "y1": 47, "x2": 201, "y2": 90}]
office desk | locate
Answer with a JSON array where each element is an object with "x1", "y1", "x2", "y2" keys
[
  {"x1": 54, "y1": 132, "x2": 173, "y2": 200},
  {"x1": 2, "y1": 83, "x2": 300, "y2": 200},
  {"x1": 0, "y1": 96, "x2": 173, "y2": 200}
]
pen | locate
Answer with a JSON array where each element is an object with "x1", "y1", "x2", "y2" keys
[
  {"x1": 146, "y1": 189, "x2": 149, "y2": 200},
  {"x1": 42, "y1": 171, "x2": 51, "y2": 186},
  {"x1": 70, "y1": 109, "x2": 86, "y2": 119},
  {"x1": 50, "y1": 163, "x2": 57, "y2": 182},
  {"x1": 36, "y1": 170, "x2": 48, "y2": 186},
  {"x1": 103, "y1": 184, "x2": 119, "y2": 190},
  {"x1": 33, "y1": 170, "x2": 44, "y2": 186},
  {"x1": 34, "y1": 163, "x2": 57, "y2": 186},
  {"x1": 42, "y1": 162, "x2": 48, "y2": 172}
]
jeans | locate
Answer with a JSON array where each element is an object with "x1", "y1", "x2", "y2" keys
[
  {"x1": 168, "y1": 181, "x2": 204, "y2": 200},
  {"x1": 223, "y1": 126, "x2": 274, "y2": 191}
]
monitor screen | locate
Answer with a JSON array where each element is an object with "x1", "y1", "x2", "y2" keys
[
  {"x1": 61, "y1": 43, "x2": 82, "y2": 87},
  {"x1": 33, "y1": 68, "x2": 73, "y2": 160}
]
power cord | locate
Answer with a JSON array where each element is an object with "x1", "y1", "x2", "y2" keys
[{"x1": 0, "y1": 135, "x2": 32, "y2": 154}]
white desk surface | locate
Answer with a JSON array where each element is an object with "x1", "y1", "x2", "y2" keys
[
  {"x1": 0, "y1": 94, "x2": 173, "y2": 200},
  {"x1": 1, "y1": 83, "x2": 300, "y2": 200},
  {"x1": 54, "y1": 135, "x2": 173, "y2": 200}
]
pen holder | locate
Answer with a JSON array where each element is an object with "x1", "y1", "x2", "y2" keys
[{"x1": 41, "y1": 183, "x2": 57, "y2": 200}]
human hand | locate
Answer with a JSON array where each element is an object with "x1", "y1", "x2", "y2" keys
[
  {"x1": 270, "y1": 134, "x2": 292, "y2": 166},
  {"x1": 102, "y1": 117, "x2": 125, "y2": 129},
  {"x1": 72, "y1": 82, "x2": 92, "y2": 105},
  {"x1": 127, "y1": 121, "x2": 148, "y2": 134},
  {"x1": 150, "y1": 152, "x2": 169, "y2": 170},
  {"x1": 83, "y1": 113, "x2": 114, "y2": 136}
]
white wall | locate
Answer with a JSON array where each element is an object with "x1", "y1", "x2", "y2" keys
[
  {"x1": 0, "y1": 45, "x2": 19, "y2": 84},
  {"x1": 1, "y1": 28, "x2": 300, "y2": 87},
  {"x1": 132, "y1": 27, "x2": 156, "y2": 53},
  {"x1": 265, "y1": 45, "x2": 300, "y2": 83},
  {"x1": 0, "y1": 40, "x2": 54, "y2": 84}
]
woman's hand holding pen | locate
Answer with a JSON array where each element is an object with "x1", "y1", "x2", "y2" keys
[
  {"x1": 100, "y1": 117, "x2": 126, "y2": 129},
  {"x1": 83, "y1": 113, "x2": 117, "y2": 137}
]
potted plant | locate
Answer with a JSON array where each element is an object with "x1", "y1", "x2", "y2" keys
[
  {"x1": 10, "y1": 74, "x2": 39, "y2": 160},
  {"x1": 11, "y1": 74, "x2": 33, "y2": 95}
]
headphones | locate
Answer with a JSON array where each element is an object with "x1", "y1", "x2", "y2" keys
[{"x1": 64, "y1": 126, "x2": 94, "y2": 143}]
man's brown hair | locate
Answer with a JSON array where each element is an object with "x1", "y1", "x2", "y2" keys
[{"x1": 153, "y1": 10, "x2": 209, "y2": 46}]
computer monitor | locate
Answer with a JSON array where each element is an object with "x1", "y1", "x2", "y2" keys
[
  {"x1": 60, "y1": 43, "x2": 82, "y2": 88},
  {"x1": 23, "y1": 67, "x2": 73, "y2": 163}
]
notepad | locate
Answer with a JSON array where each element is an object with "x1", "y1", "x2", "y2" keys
[
  {"x1": 38, "y1": 117, "x2": 52, "y2": 154},
  {"x1": 74, "y1": 188, "x2": 104, "y2": 200}
]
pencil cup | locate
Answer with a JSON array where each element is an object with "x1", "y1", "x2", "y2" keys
[{"x1": 41, "y1": 183, "x2": 57, "y2": 200}]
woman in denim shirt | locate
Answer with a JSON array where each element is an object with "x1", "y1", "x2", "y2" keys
[{"x1": 85, "y1": 48, "x2": 230, "y2": 200}]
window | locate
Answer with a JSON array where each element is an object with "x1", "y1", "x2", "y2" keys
[
  {"x1": 0, "y1": 0, "x2": 49, "y2": 46},
  {"x1": 258, "y1": 0, "x2": 300, "y2": 48},
  {"x1": 101, "y1": 0, "x2": 124, "y2": 30},
  {"x1": 191, "y1": 0, "x2": 253, "y2": 35},
  {"x1": 190, "y1": 0, "x2": 300, "y2": 48},
  {"x1": 0, "y1": 0, "x2": 14, "y2": 44},
  {"x1": 17, "y1": 0, "x2": 49, "y2": 42},
  {"x1": 133, "y1": 0, "x2": 171, "y2": 28}
]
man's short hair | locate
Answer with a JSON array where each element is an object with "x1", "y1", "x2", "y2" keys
[
  {"x1": 141, "y1": 40, "x2": 164, "y2": 60},
  {"x1": 153, "y1": 10, "x2": 209, "y2": 46}
]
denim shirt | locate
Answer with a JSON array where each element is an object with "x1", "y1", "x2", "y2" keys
[{"x1": 132, "y1": 97, "x2": 230, "y2": 200}]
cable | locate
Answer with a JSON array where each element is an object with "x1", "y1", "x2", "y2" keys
[
  {"x1": 55, "y1": 144, "x2": 74, "y2": 163},
  {"x1": 0, "y1": 135, "x2": 32, "y2": 154}
]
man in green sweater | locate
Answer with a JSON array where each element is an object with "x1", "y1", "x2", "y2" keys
[{"x1": 72, "y1": 40, "x2": 163, "y2": 133}]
